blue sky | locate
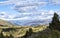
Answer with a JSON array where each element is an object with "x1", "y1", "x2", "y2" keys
[{"x1": 0, "y1": 0, "x2": 60, "y2": 25}]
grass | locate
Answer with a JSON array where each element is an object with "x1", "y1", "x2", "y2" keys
[{"x1": 0, "y1": 25, "x2": 48, "y2": 37}]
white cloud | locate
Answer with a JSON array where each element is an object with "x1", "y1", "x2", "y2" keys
[
  {"x1": 0, "y1": 12, "x2": 16, "y2": 19},
  {"x1": 48, "y1": 0, "x2": 60, "y2": 5},
  {"x1": 0, "y1": 0, "x2": 60, "y2": 13},
  {"x1": 52, "y1": 0, "x2": 60, "y2": 4},
  {"x1": 0, "y1": 12, "x2": 8, "y2": 18},
  {"x1": 46, "y1": 10, "x2": 54, "y2": 14},
  {"x1": 13, "y1": 1, "x2": 47, "y2": 12},
  {"x1": 0, "y1": 10, "x2": 55, "y2": 21},
  {"x1": 0, "y1": 0, "x2": 12, "y2": 5},
  {"x1": 0, "y1": 0, "x2": 48, "y2": 12}
]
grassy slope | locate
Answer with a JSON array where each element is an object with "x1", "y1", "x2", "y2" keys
[
  {"x1": 0, "y1": 19, "x2": 14, "y2": 27},
  {"x1": 22, "y1": 28, "x2": 60, "y2": 38}
]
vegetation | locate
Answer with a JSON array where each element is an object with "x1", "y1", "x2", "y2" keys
[
  {"x1": 0, "y1": 21, "x2": 47, "y2": 38},
  {"x1": 49, "y1": 13, "x2": 60, "y2": 30}
]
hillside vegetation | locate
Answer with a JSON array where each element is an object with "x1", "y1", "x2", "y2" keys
[
  {"x1": 0, "y1": 19, "x2": 48, "y2": 38},
  {"x1": 0, "y1": 25, "x2": 47, "y2": 38}
]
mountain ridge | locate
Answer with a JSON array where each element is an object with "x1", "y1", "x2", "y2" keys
[{"x1": 0, "y1": 19, "x2": 15, "y2": 27}]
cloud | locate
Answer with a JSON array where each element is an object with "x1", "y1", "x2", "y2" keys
[
  {"x1": 0, "y1": 10, "x2": 55, "y2": 21},
  {"x1": 0, "y1": 0, "x2": 12, "y2": 5},
  {"x1": 0, "y1": 0, "x2": 60, "y2": 6},
  {"x1": 13, "y1": 1, "x2": 47, "y2": 12},
  {"x1": 0, "y1": 12, "x2": 17, "y2": 19},
  {"x1": 52, "y1": 0, "x2": 60, "y2": 4},
  {"x1": 0, "y1": 0, "x2": 48, "y2": 12},
  {"x1": 0, "y1": 0, "x2": 60, "y2": 13},
  {"x1": 0, "y1": 12, "x2": 8, "y2": 18}
]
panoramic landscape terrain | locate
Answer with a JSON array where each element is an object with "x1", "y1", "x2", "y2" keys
[
  {"x1": 0, "y1": 0, "x2": 60, "y2": 38},
  {"x1": 0, "y1": 13, "x2": 60, "y2": 38}
]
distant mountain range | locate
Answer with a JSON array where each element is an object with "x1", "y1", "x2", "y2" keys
[
  {"x1": 9, "y1": 20, "x2": 50, "y2": 26},
  {"x1": 0, "y1": 19, "x2": 50, "y2": 26}
]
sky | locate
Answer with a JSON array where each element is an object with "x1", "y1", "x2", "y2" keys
[{"x1": 0, "y1": 0, "x2": 60, "y2": 25}]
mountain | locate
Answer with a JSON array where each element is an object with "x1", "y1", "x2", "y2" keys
[
  {"x1": 9, "y1": 20, "x2": 22, "y2": 26},
  {"x1": 9, "y1": 20, "x2": 50, "y2": 26},
  {"x1": 0, "y1": 19, "x2": 14, "y2": 27}
]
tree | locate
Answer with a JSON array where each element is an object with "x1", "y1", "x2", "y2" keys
[
  {"x1": 9, "y1": 34, "x2": 13, "y2": 38},
  {"x1": 0, "y1": 32, "x2": 4, "y2": 38},
  {"x1": 22, "y1": 28, "x2": 33, "y2": 38},
  {"x1": 28, "y1": 28, "x2": 33, "y2": 35},
  {"x1": 49, "y1": 12, "x2": 60, "y2": 30}
]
